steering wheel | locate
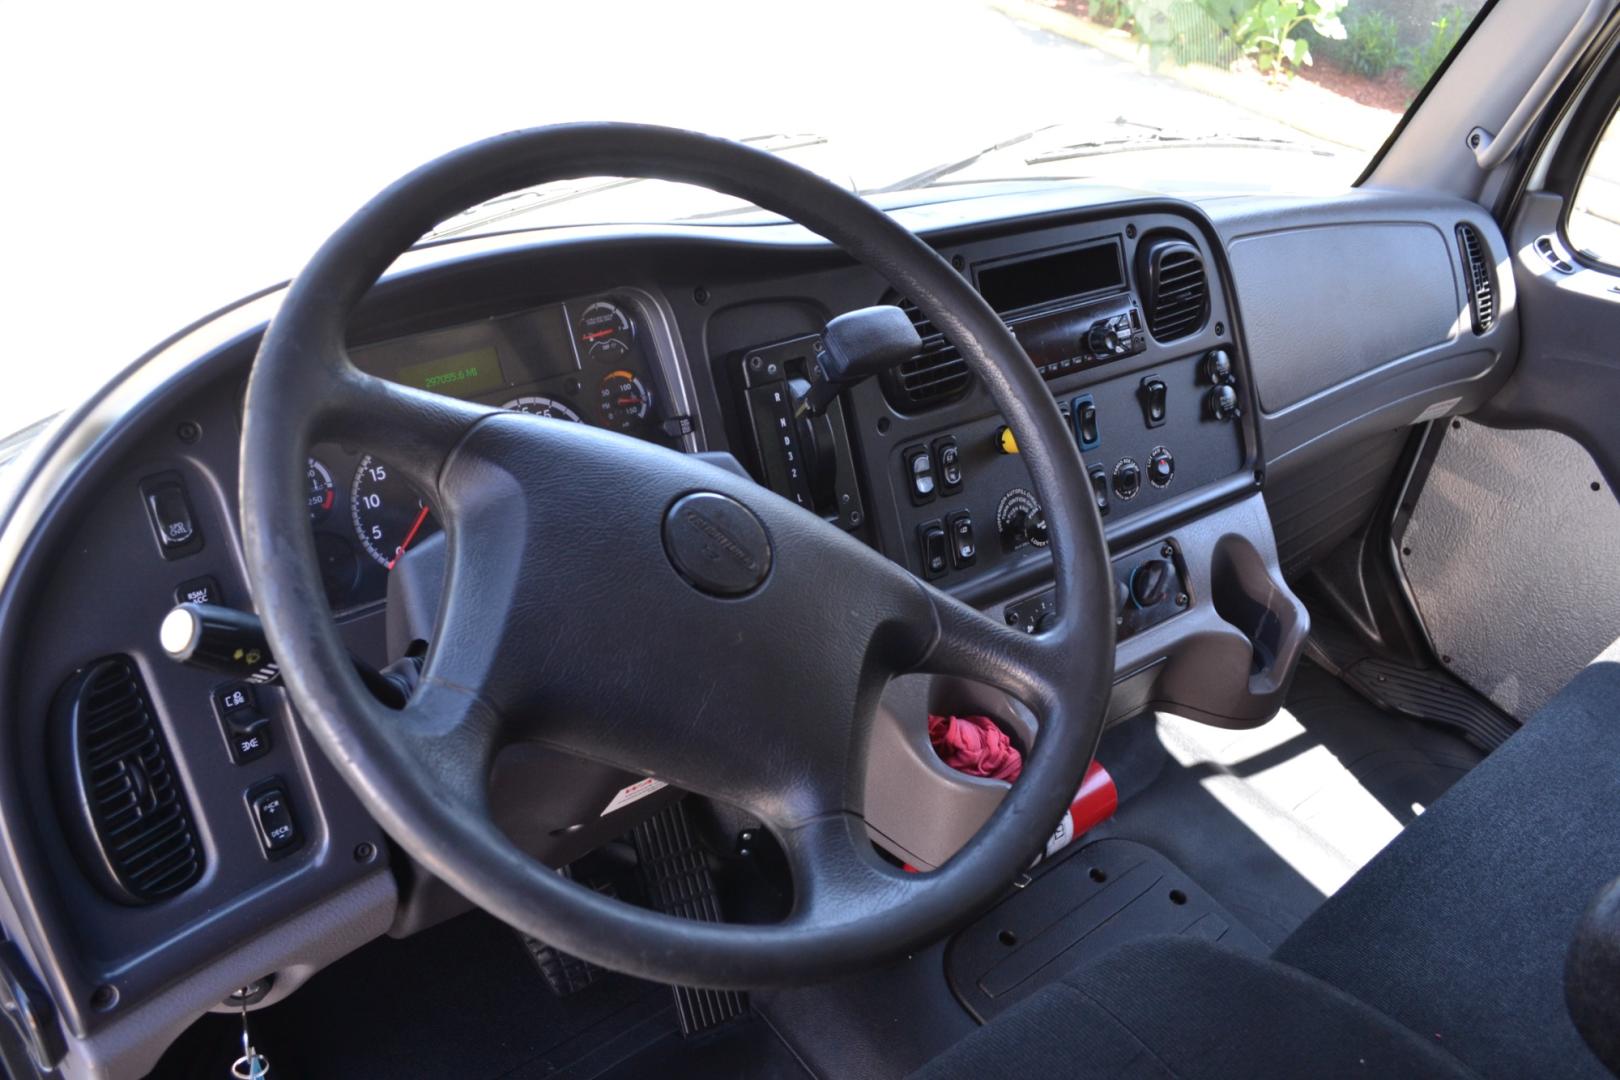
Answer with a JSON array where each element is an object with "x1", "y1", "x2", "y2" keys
[{"x1": 241, "y1": 124, "x2": 1114, "y2": 988}]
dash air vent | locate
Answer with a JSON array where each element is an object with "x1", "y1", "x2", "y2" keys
[
  {"x1": 51, "y1": 657, "x2": 203, "y2": 904},
  {"x1": 882, "y1": 296, "x2": 973, "y2": 411},
  {"x1": 1135, "y1": 235, "x2": 1208, "y2": 342},
  {"x1": 1456, "y1": 223, "x2": 1496, "y2": 334}
]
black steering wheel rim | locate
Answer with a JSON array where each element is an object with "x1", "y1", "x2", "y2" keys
[{"x1": 241, "y1": 123, "x2": 1114, "y2": 988}]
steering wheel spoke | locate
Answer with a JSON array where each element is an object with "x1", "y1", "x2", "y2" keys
[{"x1": 912, "y1": 584, "x2": 1066, "y2": 714}]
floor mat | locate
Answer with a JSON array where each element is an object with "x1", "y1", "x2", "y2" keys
[
  {"x1": 148, "y1": 909, "x2": 807, "y2": 1079},
  {"x1": 1088, "y1": 661, "x2": 1484, "y2": 947}
]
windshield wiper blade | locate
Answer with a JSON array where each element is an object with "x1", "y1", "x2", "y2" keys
[
  {"x1": 422, "y1": 132, "x2": 829, "y2": 240},
  {"x1": 1025, "y1": 132, "x2": 1330, "y2": 165}
]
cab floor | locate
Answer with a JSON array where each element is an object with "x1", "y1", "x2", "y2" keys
[{"x1": 1089, "y1": 659, "x2": 1485, "y2": 944}]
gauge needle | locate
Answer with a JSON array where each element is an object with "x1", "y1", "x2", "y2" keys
[
  {"x1": 388, "y1": 505, "x2": 432, "y2": 570},
  {"x1": 582, "y1": 328, "x2": 615, "y2": 341}
]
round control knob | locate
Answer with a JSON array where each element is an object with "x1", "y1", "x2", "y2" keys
[
  {"x1": 1113, "y1": 458, "x2": 1142, "y2": 501},
  {"x1": 1148, "y1": 446, "x2": 1175, "y2": 488},
  {"x1": 1204, "y1": 348, "x2": 1233, "y2": 384},
  {"x1": 1087, "y1": 320, "x2": 1124, "y2": 358},
  {"x1": 1033, "y1": 608, "x2": 1060, "y2": 634},
  {"x1": 996, "y1": 488, "x2": 1049, "y2": 549},
  {"x1": 1129, "y1": 559, "x2": 1172, "y2": 608},
  {"x1": 1208, "y1": 383, "x2": 1239, "y2": 421}
]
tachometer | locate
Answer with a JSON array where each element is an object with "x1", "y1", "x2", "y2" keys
[
  {"x1": 351, "y1": 455, "x2": 439, "y2": 569},
  {"x1": 598, "y1": 369, "x2": 652, "y2": 430},
  {"x1": 503, "y1": 395, "x2": 583, "y2": 422},
  {"x1": 307, "y1": 457, "x2": 336, "y2": 522}
]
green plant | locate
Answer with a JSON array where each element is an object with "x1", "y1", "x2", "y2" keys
[
  {"x1": 1407, "y1": 5, "x2": 1469, "y2": 89},
  {"x1": 1339, "y1": 9, "x2": 1402, "y2": 78},
  {"x1": 1089, "y1": 0, "x2": 1131, "y2": 28},
  {"x1": 1231, "y1": 0, "x2": 1348, "y2": 77}
]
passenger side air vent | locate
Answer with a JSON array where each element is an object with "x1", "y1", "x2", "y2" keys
[
  {"x1": 882, "y1": 296, "x2": 973, "y2": 411},
  {"x1": 1456, "y1": 223, "x2": 1496, "y2": 334},
  {"x1": 51, "y1": 658, "x2": 203, "y2": 905},
  {"x1": 1135, "y1": 235, "x2": 1208, "y2": 342}
]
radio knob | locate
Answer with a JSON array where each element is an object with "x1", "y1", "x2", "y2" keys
[{"x1": 1087, "y1": 319, "x2": 1125, "y2": 358}]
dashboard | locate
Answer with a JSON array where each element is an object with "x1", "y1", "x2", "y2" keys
[{"x1": 0, "y1": 182, "x2": 1518, "y2": 1075}]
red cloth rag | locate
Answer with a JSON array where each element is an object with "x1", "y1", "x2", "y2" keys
[{"x1": 928, "y1": 714, "x2": 1022, "y2": 782}]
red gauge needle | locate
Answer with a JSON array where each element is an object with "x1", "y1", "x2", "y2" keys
[
  {"x1": 388, "y1": 505, "x2": 432, "y2": 570},
  {"x1": 582, "y1": 328, "x2": 616, "y2": 341}
]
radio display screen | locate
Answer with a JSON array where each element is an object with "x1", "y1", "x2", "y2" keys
[{"x1": 976, "y1": 241, "x2": 1125, "y2": 313}]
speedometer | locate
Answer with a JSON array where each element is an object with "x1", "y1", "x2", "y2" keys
[
  {"x1": 503, "y1": 395, "x2": 583, "y2": 422},
  {"x1": 351, "y1": 455, "x2": 439, "y2": 569}
]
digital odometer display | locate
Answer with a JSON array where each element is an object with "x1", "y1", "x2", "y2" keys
[{"x1": 395, "y1": 347, "x2": 505, "y2": 397}]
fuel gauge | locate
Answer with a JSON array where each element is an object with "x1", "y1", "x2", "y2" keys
[{"x1": 307, "y1": 457, "x2": 336, "y2": 522}]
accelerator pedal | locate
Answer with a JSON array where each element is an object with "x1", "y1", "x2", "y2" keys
[{"x1": 630, "y1": 800, "x2": 748, "y2": 1035}]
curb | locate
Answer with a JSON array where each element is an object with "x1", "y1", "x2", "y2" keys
[{"x1": 987, "y1": 0, "x2": 1393, "y2": 154}]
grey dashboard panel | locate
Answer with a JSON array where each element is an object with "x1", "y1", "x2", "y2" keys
[
  {"x1": 1204, "y1": 192, "x2": 1520, "y2": 477},
  {"x1": 1228, "y1": 221, "x2": 1460, "y2": 413}
]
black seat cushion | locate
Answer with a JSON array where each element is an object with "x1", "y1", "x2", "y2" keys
[
  {"x1": 1274, "y1": 659, "x2": 1620, "y2": 1079},
  {"x1": 912, "y1": 936, "x2": 1475, "y2": 1079}
]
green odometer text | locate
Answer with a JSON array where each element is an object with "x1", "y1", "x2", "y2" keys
[{"x1": 396, "y1": 346, "x2": 505, "y2": 397}]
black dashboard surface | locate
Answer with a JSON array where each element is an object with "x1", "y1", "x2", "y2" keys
[{"x1": 0, "y1": 182, "x2": 1515, "y2": 1065}]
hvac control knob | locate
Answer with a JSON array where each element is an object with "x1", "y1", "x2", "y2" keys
[
  {"x1": 1208, "y1": 383, "x2": 1240, "y2": 421},
  {"x1": 1129, "y1": 559, "x2": 1172, "y2": 608},
  {"x1": 996, "y1": 488, "x2": 1049, "y2": 549}
]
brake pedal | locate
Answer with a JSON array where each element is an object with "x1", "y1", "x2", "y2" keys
[
  {"x1": 630, "y1": 800, "x2": 748, "y2": 1035},
  {"x1": 520, "y1": 873, "x2": 616, "y2": 996}
]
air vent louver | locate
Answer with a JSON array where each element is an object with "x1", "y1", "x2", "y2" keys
[
  {"x1": 1456, "y1": 224, "x2": 1496, "y2": 334},
  {"x1": 1136, "y1": 235, "x2": 1208, "y2": 342},
  {"x1": 52, "y1": 658, "x2": 203, "y2": 904},
  {"x1": 883, "y1": 296, "x2": 972, "y2": 410}
]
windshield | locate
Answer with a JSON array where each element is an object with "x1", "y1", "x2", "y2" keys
[{"x1": 0, "y1": 0, "x2": 1485, "y2": 439}]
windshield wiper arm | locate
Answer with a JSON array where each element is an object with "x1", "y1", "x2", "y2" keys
[{"x1": 866, "y1": 126, "x2": 1057, "y2": 194}]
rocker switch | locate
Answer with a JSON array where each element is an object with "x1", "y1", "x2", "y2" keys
[{"x1": 1140, "y1": 377, "x2": 1168, "y2": 429}]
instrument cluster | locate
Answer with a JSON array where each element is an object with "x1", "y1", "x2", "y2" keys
[{"x1": 309, "y1": 293, "x2": 679, "y2": 612}]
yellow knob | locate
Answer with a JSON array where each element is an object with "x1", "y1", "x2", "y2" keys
[{"x1": 996, "y1": 426, "x2": 1019, "y2": 455}]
